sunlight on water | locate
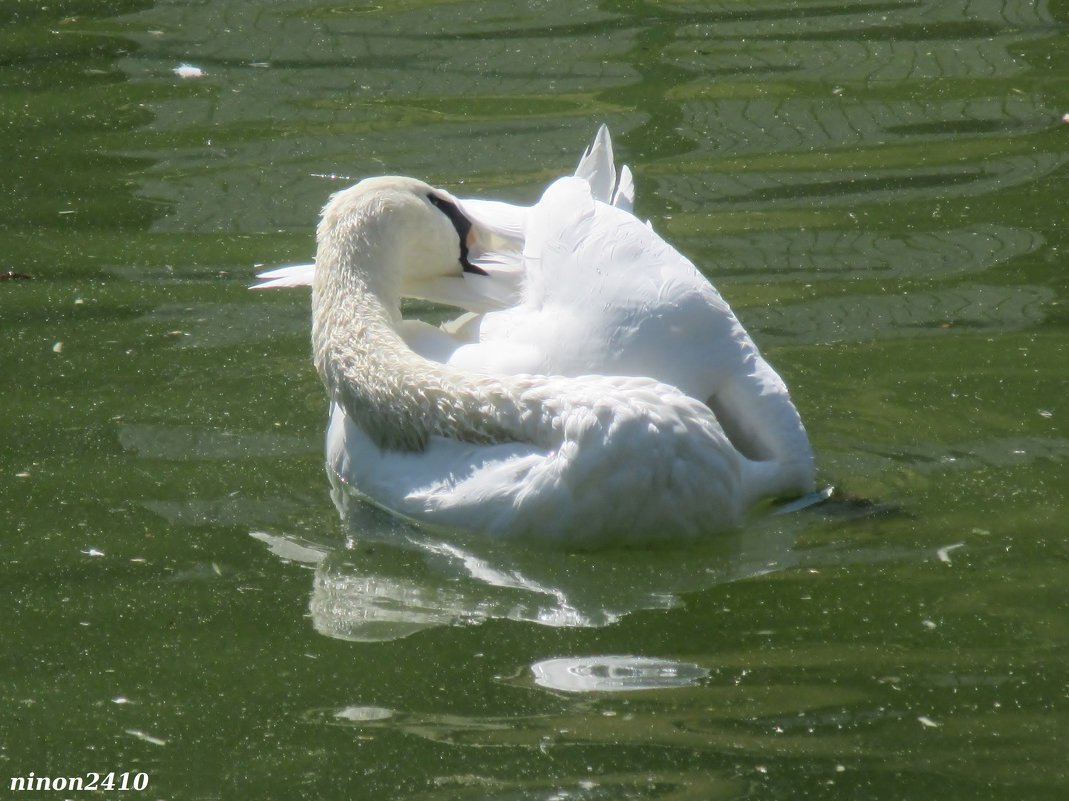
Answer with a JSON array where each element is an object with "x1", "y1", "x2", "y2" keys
[
  {"x1": 2, "y1": 0, "x2": 1067, "y2": 799},
  {"x1": 529, "y1": 656, "x2": 711, "y2": 692}
]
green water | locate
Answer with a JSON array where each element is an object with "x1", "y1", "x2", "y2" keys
[{"x1": 3, "y1": 1, "x2": 1067, "y2": 798}]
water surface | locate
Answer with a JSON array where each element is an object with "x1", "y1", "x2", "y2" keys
[{"x1": 3, "y1": 1, "x2": 1067, "y2": 798}]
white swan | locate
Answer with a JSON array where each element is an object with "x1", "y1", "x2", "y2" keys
[{"x1": 257, "y1": 127, "x2": 816, "y2": 546}]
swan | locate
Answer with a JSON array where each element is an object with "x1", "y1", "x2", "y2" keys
[{"x1": 256, "y1": 127, "x2": 816, "y2": 546}]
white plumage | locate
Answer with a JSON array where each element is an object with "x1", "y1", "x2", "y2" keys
[{"x1": 255, "y1": 126, "x2": 816, "y2": 546}]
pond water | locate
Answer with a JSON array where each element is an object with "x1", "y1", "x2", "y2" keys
[{"x1": 3, "y1": 1, "x2": 1067, "y2": 798}]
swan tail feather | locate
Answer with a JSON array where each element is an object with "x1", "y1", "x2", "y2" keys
[
  {"x1": 613, "y1": 165, "x2": 635, "y2": 212},
  {"x1": 574, "y1": 124, "x2": 617, "y2": 205}
]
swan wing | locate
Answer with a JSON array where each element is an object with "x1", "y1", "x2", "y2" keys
[
  {"x1": 451, "y1": 177, "x2": 815, "y2": 489},
  {"x1": 449, "y1": 176, "x2": 736, "y2": 379},
  {"x1": 325, "y1": 376, "x2": 751, "y2": 546}
]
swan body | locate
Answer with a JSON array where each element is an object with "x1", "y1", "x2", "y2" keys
[{"x1": 262, "y1": 127, "x2": 815, "y2": 545}]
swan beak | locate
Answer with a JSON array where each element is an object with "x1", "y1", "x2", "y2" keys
[
  {"x1": 408, "y1": 192, "x2": 525, "y2": 312},
  {"x1": 451, "y1": 196, "x2": 526, "y2": 276}
]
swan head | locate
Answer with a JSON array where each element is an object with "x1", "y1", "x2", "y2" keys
[{"x1": 316, "y1": 176, "x2": 521, "y2": 313}]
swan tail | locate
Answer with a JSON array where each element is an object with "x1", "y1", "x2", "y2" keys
[
  {"x1": 613, "y1": 165, "x2": 635, "y2": 212},
  {"x1": 250, "y1": 263, "x2": 315, "y2": 289},
  {"x1": 573, "y1": 127, "x2": 635, "y2": 211},
  {"x1": 574, "y1": 124, "x2": 616, "y2": 204}
]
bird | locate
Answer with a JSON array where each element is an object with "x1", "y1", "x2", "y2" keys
[{"x1": 254, "y1": 126, "x2": 816, "y2": 546}]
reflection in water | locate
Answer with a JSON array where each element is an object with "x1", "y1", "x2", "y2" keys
[
  {"x1": 248, "y1": 530, "x2": 328, "y2": 566},
  {"x1": 251, "y1": 475, "x2": 916, "y2": 643},
  {"x1": 243, "y1": 428, "x2": 1066, "y2": 646},
  {"x1": 309, "y1": 480, "x2": 782, "y2": 642},
  {"x1": 530, "y1": 656, "x2": 709, "y2": 693}
]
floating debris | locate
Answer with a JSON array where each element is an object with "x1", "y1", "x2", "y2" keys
[
  {"x1": 52, "y1": 341, "x2": 64, "y2": 354},
  {"x1": 917, "y1": 716, "x2": 941, "y2": 728},
  {"x1": 125, "y1": 729, "x2": 167, "y2": 746},
  {"x1": 936, "y1": 543, "x2": 965, "y2": 564},
  {"x1": 310, "y1": 172, "x2": 354, "y2": 182},
  {"x1": 1, "y1": 271, "x2": 33, "y2": 281},
  {"x1": 173, "y1": 63, "x2": 205, "y2": 79}
]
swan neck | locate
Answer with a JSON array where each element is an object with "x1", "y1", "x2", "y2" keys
[
  {"x1": 315, "y1": 217, "x2": 404, "y2": 321},
  {"x1": 312, "y1": 226, "x2": 524, "y2": 451}
]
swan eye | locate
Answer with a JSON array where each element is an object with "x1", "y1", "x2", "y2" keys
[{"x1": 427, "y1": 193, "x2": 489, "y2": 276}]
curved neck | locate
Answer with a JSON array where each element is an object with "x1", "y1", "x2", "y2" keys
[{"x1": 312, "y1": 229, "x2": 535, "y2": 451}]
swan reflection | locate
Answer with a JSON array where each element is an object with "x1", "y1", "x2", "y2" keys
[{"x1": 252, "y1": 477, "x2": 859, "y2": 643}]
